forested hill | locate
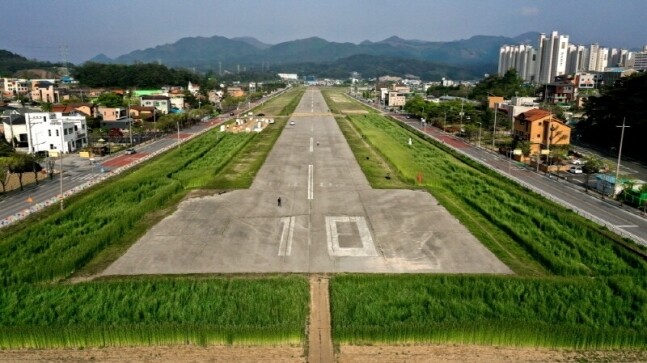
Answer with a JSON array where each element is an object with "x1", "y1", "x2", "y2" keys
[{"x1": 0, "y1": 50, "x2": 60, "y2": 75}]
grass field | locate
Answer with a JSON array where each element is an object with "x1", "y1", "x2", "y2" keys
[
  {"x1": 0, "y1": 87, "x2": 310, "y2": 348},
  {"x1": 322, "y1": 87, "x2": 647, "y2": 349}
]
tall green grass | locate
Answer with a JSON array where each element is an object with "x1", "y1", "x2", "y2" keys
[
  {"x1": 0, "y1": 276, "x2": 308, "y2": 348},
  {"x1": 331, "y1": 275, "x2": 647, "y2": 349}
]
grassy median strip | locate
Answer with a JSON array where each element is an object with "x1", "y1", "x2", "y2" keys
[{"x1": 323, "y1": 87, "x2": 647, "y2": 349}]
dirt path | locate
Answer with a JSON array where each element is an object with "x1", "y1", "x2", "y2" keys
[{"x1": 308, "y1": 275, "x2": 334, "y2": 363}]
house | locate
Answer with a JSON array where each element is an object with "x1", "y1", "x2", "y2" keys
[
  {"x1": 386, "y1": 91, "x2": 406, "y2": 108},
  {"x1": 513, "y1": 109, "x2": 571, "y2": 155},
  {"x1": 169, "y1": 95, "x2": 185, "y2": 111},
  {"x1": 23, "y1": 112, "x2": 88, "y2": 154},
  {"x1": 99, "y1": 107, "x2": 127, "y2": 121},
  {"x1": 52, "y1": 103, "x2": 97, "y2": 118},
  {"x1": 129, "y1": 106, "x2": 156, "y2": 120},
  {"x1": 30, "y1": 81, "x2": 60, "y2": 103},
  {"x1": 187, "y1": 81, "x2": 200, "y2": 95},
  {"x1": 140, "y1": 95, "x2": 171, "y2": 114}
]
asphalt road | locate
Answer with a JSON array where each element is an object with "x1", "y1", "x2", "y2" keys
[{"x1": 102, "y1": 88, "x2": 511, "y2": 275}]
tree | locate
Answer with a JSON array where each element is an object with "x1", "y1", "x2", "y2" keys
[
  {"x1": 8, "y1": 153, "x2": 32, "y2": 191},
  {"x1": 96, "y1": 92, "x2": 124, "y2": 108},
  {"x1": 0, "y1": 157, "x2": 10, "y2": 194},
  {"x1": 583, "y1": 156, "x2": 607, "y2": 190},
  {"x1": 470, "y1": 69, "x2": 532, "y2": 101},
  {"x1": 41, "y1": 102, "x2": 53, "y2": 112}
]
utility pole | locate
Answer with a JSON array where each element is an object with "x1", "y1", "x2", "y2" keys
[
  {"x1": 492, "y1": 104, "x2": 498, "y2": 149},
  {"x1": 614, "y1": 117, "x2": 630, "y2": 197}
]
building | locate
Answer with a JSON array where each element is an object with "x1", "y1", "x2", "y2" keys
[
  {"x1": 498, "y1": 31, "x2": 634, "y2": 84},
  {"x1": 99, "y1": 107, "x2": 127, "y2": 121},
  {"x1": 30, "y1": 81, "x2": 60, "y2": 103},
  {"x1": 140, "y1": 95, "x2": 171, "y2": 114},
  {"x1": 629, "y1": 47, "x2": 647, "y2": 71},
  {"x1": 513, "y1": 109, "x2": 571, "y2": 155},
  {"x1": 52, "y1": 103, "x2": 97, "y2": 118},
  {"x1": 23, "y1": 112, "x2": 88, "y2": 154},
  {"x1": 385, "y1": 91, "x2": 406, "y2": 108}
]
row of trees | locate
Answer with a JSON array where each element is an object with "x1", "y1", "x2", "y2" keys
[{"x1": 72, "y1": 62, "x2": 204, "y2": 88}]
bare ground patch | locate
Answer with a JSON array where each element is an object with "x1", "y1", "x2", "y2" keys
[
  {"x1": 0, "y1": 345, "x2": 304, "y2": 363},
  {"x1": 337, "y1": 344, "x2": 647, "y2": 363}
]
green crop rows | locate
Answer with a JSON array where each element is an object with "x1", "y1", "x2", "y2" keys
[{"x1": 322, "y1": 88, "x2": 647, "y2": 349}]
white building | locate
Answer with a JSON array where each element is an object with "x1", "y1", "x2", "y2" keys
[{"x1": 24, "y1": 112, "x2": 88, "y2": 154}]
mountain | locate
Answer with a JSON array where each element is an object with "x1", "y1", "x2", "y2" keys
[
  {"x1": 232, "y1": 37, "x2": 272, "y2": 50},
  {"x1": 85, "y1": 32, "x2": 543, "y2": 77},
  {"x1": 88, "y1": 53, "x2": 113, "y2": 63},
  {"x1": 0, "y1": 49, "x2": 59, "y2": 75}
]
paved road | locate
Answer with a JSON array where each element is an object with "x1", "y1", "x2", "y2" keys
[
  {"x1": 393, "y1": 115, "x2": 647, "y2": 246},
  {"x1": 102, "y1": 88, "x2": 510, "y2": 275}
]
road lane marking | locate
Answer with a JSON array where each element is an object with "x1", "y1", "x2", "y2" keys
[
  {"x1": 616, "y1": 225, "x2": 638, "y2": 228},
  {"x1": 325, "y1": 216, "x2": 378, "y2": 257},
  {"x1": 308, "y1": 165, "x2": 314, "y2": 200},
  {"x1": 310, "y1": 137, "x2": 313, "y2": 152},
  {"x1": 278, "y1": 216, "x2": 296, "y2": 256}
]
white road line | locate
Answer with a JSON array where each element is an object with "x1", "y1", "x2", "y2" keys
[
  {"x1": 308, "y1": 164, "x2": 314, "y2": 200},
  {"x1": 278, "y1": 216, "x2": 295, "y2": 256},
  {"x1": 616, "y1": 225, "x2": 638, "y2": 228},
  {"x1": 310, "y1": 137, "x2": 314, "y2": 152}
]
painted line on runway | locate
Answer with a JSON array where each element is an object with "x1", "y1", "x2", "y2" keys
[
  {"x1": 308, "y1": 164, "x2": 314, "y2": 200},
  {"x1": 325, "y1": 216, "x2": 378, "y2": 257},
  {"x1": 310, "y1": 137, "x2": 314, "y2": 152},
  {"x1": 278, "y1": 216, "x2": 296, "y2": 256}
]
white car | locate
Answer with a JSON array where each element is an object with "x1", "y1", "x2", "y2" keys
[
  {"x1": 571, "y1": 158, "x2": 583, "y2": 165},
  {"x1": 290, "y1": 121, "x2": 295, "y2": 125},
  {"x1": 568, "y1": 166, "x2": 583, "y2": 174}
]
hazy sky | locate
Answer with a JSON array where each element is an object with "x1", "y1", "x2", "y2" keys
[{"x1": 2, "y1": 0, "x2": 646, "y2": 64}]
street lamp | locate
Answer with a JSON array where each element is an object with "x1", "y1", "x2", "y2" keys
[
  {"x1": 476, "y1": 121, "x2": 482, "y2": 147},
  {"x1": 614, "y1": 117, "x2": 630, "y2": 197}
]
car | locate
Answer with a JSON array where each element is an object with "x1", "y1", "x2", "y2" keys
[
  {"x1": 568, "y1": 166, "x2": 583, "y2": 174},
  {"x1": 571, "y1": 158, "x2": 583, "y2": 165},
  {"x1": 125, "y1": 148, "x2": 136, "y2": 155},
  {"x1": 257, "y1": 113, "x2": 265, "y2": 116},
  {"x1": 290, "y1": 121, "x2": 295, "y2": 125}
]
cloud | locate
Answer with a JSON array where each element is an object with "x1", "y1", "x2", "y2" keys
[{"x1": 520, "y1": 6, "x2": 540, "y2": 16}]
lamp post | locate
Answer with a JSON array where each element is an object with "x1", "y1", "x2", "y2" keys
[
  {"x1": 476, "y1": 121, "x2": 482, "y2": 147},
  {"x1": 614, "y1": 117, "x2": 630, "y2": 197},
  {"x1": 459, "y1": 98, "x2": 465, "y2": 132},
  {"x1": 176, "y1": 121, "x2": 180, "y2": 149},
  {"x1": 443, "y1": 109, "x2": 447, "y2": 133}
]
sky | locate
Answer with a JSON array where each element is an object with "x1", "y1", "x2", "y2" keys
[{"x1": 2, "y1": 0, "x2": 646, "y2": 64}]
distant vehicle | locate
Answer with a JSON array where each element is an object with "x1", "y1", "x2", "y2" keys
[
  {"x1": 125, "y1": 148, "x2": 136, "y2": 155},
  {"x1": 230, "y1": 112, "x2": 235, "y2": 116},
  {"x1": 257, "y1": 113, "x2": 265, "y2": 116},
  {"x1": 568, "y1": 166, "x2": 583, "y2": 174},
  {"x1": 290, "y1": 121, "x2": 295, "y2": 125},
  {"x1": 571, "y1": 159, "x2": 583, "y2": 165}
]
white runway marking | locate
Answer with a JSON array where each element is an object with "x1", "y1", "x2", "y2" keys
[
  {"x1": 325, "y1": 216, "x2": 378, "y2": 257},
  {"x1": 278, "y1": 216, "x2": 296, "y2": 256},
  {"x1": 308, "y1": 165, "x2": 314, "y2": 200}
]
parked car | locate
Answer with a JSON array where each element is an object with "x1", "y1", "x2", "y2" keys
[
  {"x1": 568, "y1": 166, "x2": 583, "y2": 174},
  {"x1": 290, "y1": 121, "x2": 295, "y2": 125},
  {"x1": 125, "y1": 148, "x2": 136, "y2": 155},
  {"x1": 571, "y1": 158, "x2": 583, "y2": 165}
]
